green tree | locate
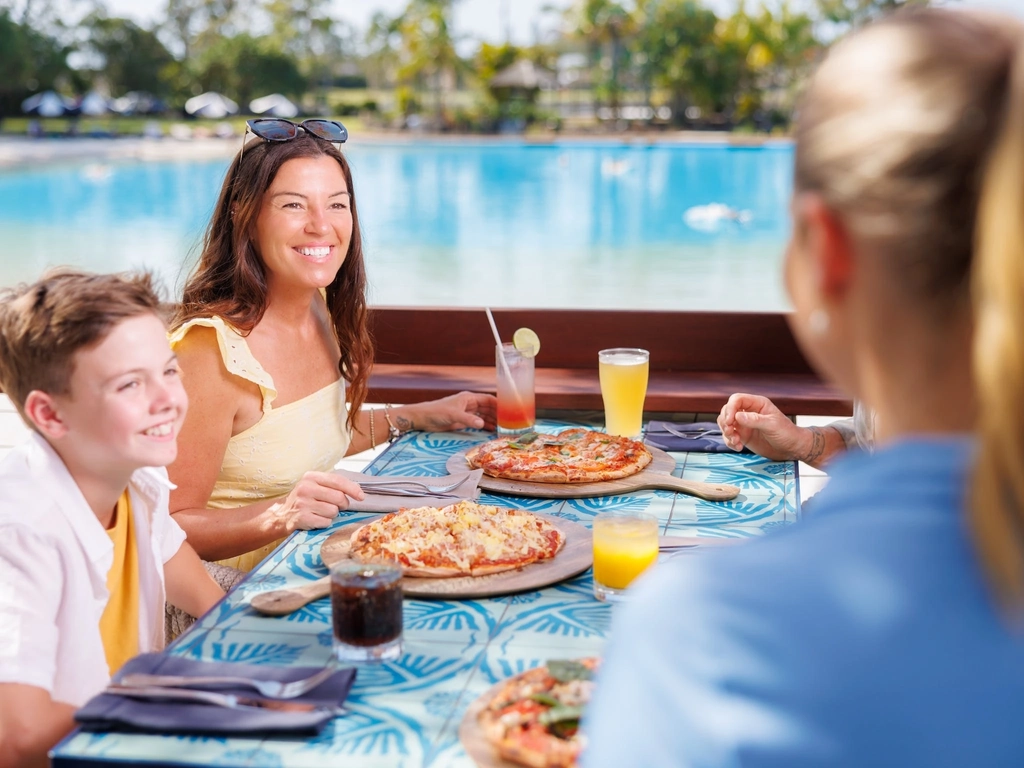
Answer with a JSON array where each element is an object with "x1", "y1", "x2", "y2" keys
[
  {"x1": 159, "y1": 0, "x2": 256, "y2": 62},
  {"x1": 566, "y1": 0, "x2": 634, "y2": 115},
  {"x1": 475, "y1": 41, "x2": 520, "y2": 86},
  {"x1": 263, "y1": 0, "x2": 351, "y2": 110},
  {"x1": 632, "y1": 0, "x2": 719, "y2": 123},
  {"x1": 816, "y1": 0, "x2": 933, "y2": 28},
  {"x1": 0, "y1": 6, "x2": 69, "y2": 117},
  {"x1": 193, "y1": 34, "x2": 304, "y2": 106},
  {"x1": 363, "y1": 10, "x2": 401, "y2": 89},
  {"x1": 80, "y1": 13, "x2": 175, "y2": 96},
  {"x1": 395, "y1": 0, "x2": 465, "y2": 127}
]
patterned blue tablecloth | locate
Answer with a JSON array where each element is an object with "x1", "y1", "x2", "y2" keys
[{"x1": 53, "y1": 418, "x2": 801, "y2": 767}]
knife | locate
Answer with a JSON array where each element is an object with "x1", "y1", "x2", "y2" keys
[
  {"x1": 104, "y1": 684, "x2": 345, "y2": 715},
  {"x1": 658, "y1": 535, "x2": 747, "y2": 550}
]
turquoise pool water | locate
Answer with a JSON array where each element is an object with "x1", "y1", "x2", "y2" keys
[{"x1": 0, "y1": 141, "x2": 794, "y2": 310}]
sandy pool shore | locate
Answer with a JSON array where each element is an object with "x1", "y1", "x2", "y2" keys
[{"x1": 0, "y1": 136, "x2": 240, "y2": 170}]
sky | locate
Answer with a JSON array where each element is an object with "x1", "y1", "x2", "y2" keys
[{"x1": 98, "y1": 0, "x2": 1024, "y2": 46}]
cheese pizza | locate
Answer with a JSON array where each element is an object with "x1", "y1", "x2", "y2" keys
[
  {"x1": 465, "y1": 428, "x2": 652, "y2": 484},
  {"x1": 348, "y1": 500, "x2": 565, "y2": 578}
]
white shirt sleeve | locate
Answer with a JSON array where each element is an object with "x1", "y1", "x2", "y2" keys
[
  {"x1": 0, "y1": 525, "x2": 62, "y2": 691},
  {"x1": 153, "y1": 504, "x2": 187, "y2": 565}
]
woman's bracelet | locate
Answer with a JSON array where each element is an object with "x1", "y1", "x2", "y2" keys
[
  {"x1": 383, "y1": 405, "x2": 402, "y2": 443},
  {"x1": 368, "y1": 408, "x2": 377, "y2": 449}
]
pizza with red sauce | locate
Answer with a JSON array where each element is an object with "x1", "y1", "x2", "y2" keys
[
  {"x1": 465, "y1": 428, "x2": 652, "y2": 484},
  {"x1": 347, "y1": 500, "x2": 565, "y2": 578},
  {"x1": 477, "y1": 658, "x2": 598, "y2": 768}
]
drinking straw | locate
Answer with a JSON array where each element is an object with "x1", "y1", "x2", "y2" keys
[{"x1": 485, "y1": 307, "x2": 526, "y2": 413}]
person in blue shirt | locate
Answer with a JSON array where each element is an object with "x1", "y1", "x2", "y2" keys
[{"x1": 584, "y1": 9, "x2": 1024, "y2": 767}]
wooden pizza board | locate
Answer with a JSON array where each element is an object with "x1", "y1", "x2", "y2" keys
[
  {"x1": 446, "y1": 444, "x2": 739, "y2": 502},
  {"x1": 319, "y1": 513, "x2": 592, "y2": 599}
]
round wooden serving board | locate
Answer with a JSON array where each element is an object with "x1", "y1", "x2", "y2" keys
[
  {"x1": 319, "y1": 513, "x2": 592, "y2": 599},
  {"x1": 446, "y1": 443, "x2": 739, "y2": 502}
]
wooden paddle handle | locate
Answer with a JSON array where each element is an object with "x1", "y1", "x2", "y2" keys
[
  {"x1": 635, "y1": 474, "x2": 740, "y2": 501},
  {"x1": 249, "y1": 576, "x2": 331, "y2": 617}
]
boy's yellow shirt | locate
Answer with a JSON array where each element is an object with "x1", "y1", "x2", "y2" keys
[{"x1": 99, "y1": 490, "x2": 141, "y2": 675}]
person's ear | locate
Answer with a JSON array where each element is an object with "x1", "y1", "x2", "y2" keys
[
  {"x1": 23, "y1": 390, "x2": 69, "y2": 440},
  {"x1": 793, "y1": 193, "x2": 854, "y2": 302}
]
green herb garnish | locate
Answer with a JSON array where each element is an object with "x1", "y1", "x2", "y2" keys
[
  {"x1": 529, "y1": 692, "x2": 561, "y2": 707},
  {"x1": 549, "y1": 719, "x2": 580, "y2": 739},
  {"x1": 547, "y1": 659, "x2": 593, "y2": 683},
  {"x1": 539, "y1": 705, "x2": 584, "y2": 726}
]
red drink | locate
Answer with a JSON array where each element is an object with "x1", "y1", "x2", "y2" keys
[{"x1": 496, "y1": 342, "x2": 536, "y2": 435}]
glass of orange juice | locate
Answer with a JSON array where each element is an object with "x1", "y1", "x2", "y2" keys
[
  {"x1": 592, "y1": 511, "x2": 659, "y2": 602},
  {"x1": 598, "y1": 348, "x2": 650, "y2": 438}
]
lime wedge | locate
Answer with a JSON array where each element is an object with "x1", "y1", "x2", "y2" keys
[{"x1": 513, "y1": 327, "x2": 541, "y2": 358}]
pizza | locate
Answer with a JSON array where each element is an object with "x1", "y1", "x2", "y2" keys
[
  {"x1": 465, "y1": 428, "x2": 652, "y2": 484},
  {"x1": 477, "y1": 658, "x2": 598, "y2": 768},
  {"x1": 347, "y1": 500, "x2": 565, "y2": 578}
]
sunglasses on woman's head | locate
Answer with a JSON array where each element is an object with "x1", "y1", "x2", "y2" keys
[{"x1": 244, "y1": 118, "x2": 349, "y2": 144}]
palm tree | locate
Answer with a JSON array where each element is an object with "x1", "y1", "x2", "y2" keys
[
  {"x1": 396, "y1": 0, "x2": 464, "y2": 129},
  {"x1": 566, "y1": 0, "x2": 634, "y2": 118}
]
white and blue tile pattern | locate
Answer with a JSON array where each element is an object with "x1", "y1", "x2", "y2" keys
[{"x1": 53, "y1": 418, "x2": 800, "y2": 767}]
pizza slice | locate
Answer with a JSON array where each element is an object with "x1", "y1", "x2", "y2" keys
[{"x1": 478, "y1": 658, "x2": 598, "y2": 768}]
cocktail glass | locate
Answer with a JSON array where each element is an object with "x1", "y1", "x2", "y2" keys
[
  {"x1": 598, "y1": 348, "x2": 650, "y2": 438},
  {"x1": 592, "y1": 511, "x2": 659, "y2": 602},
  {"x1": 331, "y1": 561, "x2": 403, "y2": 662},
  {"x1": 496, "y1": 342, "x2": 536, "y2": 436}
]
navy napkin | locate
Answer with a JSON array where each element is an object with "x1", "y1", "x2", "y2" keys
[
  {"x1": 645, "y1": 421, "x2": 752, "y2": 454},
  {"x1": 76, "y1": 653, "x2": 355, "y2": 736}
]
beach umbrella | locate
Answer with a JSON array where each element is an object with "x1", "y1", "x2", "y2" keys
[
  {"x1": 249, "y1": 93, "x2": 299, "y2": 118},
  {"x1": 490, "y1": 60, "x2": 556, "y2": 91},
  {"x1": 21, "y1": 91, "x2": 75, "y2": 117},
  {"x1": 79, "y1": 92, "x2": 110, "y2": 116},
  {"x1": 110, "y1": 92, "x2": 165, "y2": 115},
  {"x1": 184, "y1": 92, "x2": 239, "y2": 119}
]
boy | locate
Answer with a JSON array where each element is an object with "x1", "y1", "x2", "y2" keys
[{"x1": 0, "y1": 270, "x2": 224, "y2": 767}]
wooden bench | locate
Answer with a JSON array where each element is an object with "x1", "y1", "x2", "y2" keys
[{"x1": 368, "y1": 308, "x2": 852, "y2": 417}]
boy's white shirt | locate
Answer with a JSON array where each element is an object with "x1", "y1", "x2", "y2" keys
[{"x1": 0, "y1": 432, "x2": 186, "y2": 706}]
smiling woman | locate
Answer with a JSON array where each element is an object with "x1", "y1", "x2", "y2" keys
[{"x1": 166, "y1": 131, "x2": 496, "y2": 586}]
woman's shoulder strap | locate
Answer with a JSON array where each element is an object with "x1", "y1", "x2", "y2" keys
[{"x1": 169, "y1": 317, "x2": 277, "y2": 411}]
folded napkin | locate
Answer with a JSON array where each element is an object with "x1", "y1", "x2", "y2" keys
[
  {"x1": 645, "y1": 421, "x2": 752, "y2": 454},
  {"x1": 333, "y1": 468, "x2": 483, "y2": 512},
  {"x1": 76, "y1": 653, "x2": 355, "y2": 736}
]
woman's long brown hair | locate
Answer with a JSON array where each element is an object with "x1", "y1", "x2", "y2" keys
[{"x1": 174, "y1": 134, "x2": 374, "y2": 432}]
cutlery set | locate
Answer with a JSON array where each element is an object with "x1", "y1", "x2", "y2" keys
[
  {"x1": 106, "y1": 667, "x2": 344, "y2": 712},
  {"x1": 355, "y1": 475, "x2": 472, "y2": 499}
]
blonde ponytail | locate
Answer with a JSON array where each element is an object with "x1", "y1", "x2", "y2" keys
[{"x1": 972, "y1": 43, "x2": 1024, "y2": 611}]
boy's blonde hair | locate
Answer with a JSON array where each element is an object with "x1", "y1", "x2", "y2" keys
[
  {"x1": 796, "y1": 10, "x2": 1024, "y2": 608},
  {"x1": 0, "y1": 269, "x2": 165, "y2": 421}
]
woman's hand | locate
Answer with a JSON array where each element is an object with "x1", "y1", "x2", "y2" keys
[
  {"x1": 268, "y1": 471, "x2": 366, "y2": 532},
  {"x1": 717, "y1": 393, "x2": 813, "y2": 461},
  {"x1": 402, "y1": 391, "x2": 498, "y2": 432}
]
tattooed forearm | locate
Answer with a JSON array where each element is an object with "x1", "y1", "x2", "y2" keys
[
  {"x1": 801, "y1": 426, "x2": 827, "y2": 465},
  {"x1": 396, "y1": 414, "x2": 413, "y2": 431}
]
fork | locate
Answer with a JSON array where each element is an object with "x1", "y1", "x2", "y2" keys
[
  {"x1": 660, "y1": 424, "x2": 723, "y2": 439},
  {"x1": 356, "y1": 475, "x2": 471, "y2": 495},
  {"x1": 117, "y1": 665, "x2": 338, "y2": 700}
]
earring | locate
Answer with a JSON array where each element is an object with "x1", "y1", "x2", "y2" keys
[{"x1": 808, "y1": 308, "x2": 830, "y2": 336}]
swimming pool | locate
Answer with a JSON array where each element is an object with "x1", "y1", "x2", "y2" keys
[{"x1": 0, "y1": 141, "x2": 794, "y2": 310}]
